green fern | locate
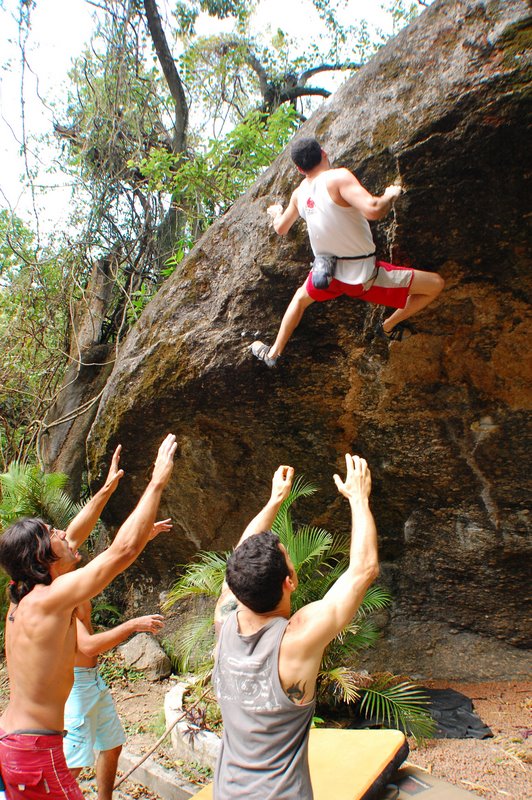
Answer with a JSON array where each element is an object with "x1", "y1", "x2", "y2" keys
[
  {"x1": 164, "y1": 552, "x2": 227, "y2": 606},
  {"x1": 359, "y1": 675, "x2": 436, "y2": 740},
  {"x1": 317, "y1": 666, "x2": 361, "y2": 705},
  {"x1": 170, "y1": 614, "x2": 217, "y2": 672},
  {"x1": 0, "y1": 461, "x2": 81, "y2": 529}
]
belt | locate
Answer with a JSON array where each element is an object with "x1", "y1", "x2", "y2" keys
[{"x1": 337, "y1": 252, "x2": 376, "y2": 260}]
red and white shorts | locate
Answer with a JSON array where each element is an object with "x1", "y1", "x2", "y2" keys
[
  {"x1": 306, "y1": 260, "x2": 414, "y2": 309},
  {"x1": 0, "y1": 729, "x2": 83, "y2": 799}
]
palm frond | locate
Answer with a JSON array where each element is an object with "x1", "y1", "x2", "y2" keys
[
  {"x1": 291, "y1": 563, "x2": 345, "y2": 612},
  {"x1": 283, "y1": 475, "x2": 318, "y2": 507},
  {"x1": 349, "y1": 622, "x2": 382, "y2": 652},
  {"x1": 317, "y1": 666, "x2": 361, "y2": 705},
  {"x1": 164, "y1": 551, "x2": 228, "y2": 610},
  {"x1": 285, "y1": 525, "x2": 333, "y2": 572},
  {"x1": 357, "y1": 584, "x2": 393, "y2": 616},
  {"x1": 359, "y1": 677, "x2": 435, "y2": 741},
  {"x1": 324, "y1": 618, "x2": 382, "y2": 660},
  {"x1": 168, "y1": 613, "x2": 216, "y2": 672},
  {"x1": 272, "y1": 475, "x2": 317, "y2": 539},
  {"x1": 0, "y1": 462, "x2": 81, "y2": 529}
]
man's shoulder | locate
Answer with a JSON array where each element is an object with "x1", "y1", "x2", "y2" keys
[
  {"x1": 286, "y1": 601, "x2": 319, "y2": 634},
  {"x1": 326, "y1": 167, "x2": 356, "y2": 184},
  {"x1": 14, "y1": 584, "x2": 61, "y2": 627},
  {"x1": 22, "y1": 576, "x2": 75, "y2": 615},
  {"x1": 21, "y1": 583, "x2": 52, "y2": 604}
]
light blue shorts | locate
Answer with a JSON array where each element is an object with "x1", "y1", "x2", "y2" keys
[{"x1": 64, "y1": 667, "x2": 126, "y2": 768}]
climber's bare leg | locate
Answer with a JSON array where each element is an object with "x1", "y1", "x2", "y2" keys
[
  {"x1": 267, "y1": 284, "x2": 315, "y2": 359},
  {"x1": 383, "y1": 270, "x2": 444, "y2": 333}
]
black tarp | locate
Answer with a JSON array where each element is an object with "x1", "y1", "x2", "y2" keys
[{"x1": 349, "y1": 688, "x2": 493, "y2": 739}]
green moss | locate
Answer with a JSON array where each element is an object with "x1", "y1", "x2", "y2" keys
[
  {"x1": 314, "y1": 113, "x2": 337, "y2": 141},
  {"x1": 499, "y1": 19, "x2": 532, "y2": 70},
  {"x1": 370, "y1": 112, "x2": 404, "y2": 152}
]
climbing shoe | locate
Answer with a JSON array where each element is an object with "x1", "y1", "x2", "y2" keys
[
  {"x1": 374, "y1": 320, "x2": 417, "y2": 342},
  {"x1": 250, "y1": 341, "x2": 278, "y2": 367}
]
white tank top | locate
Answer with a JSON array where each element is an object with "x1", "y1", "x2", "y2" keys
[{"x1": 298, "y1": 172, "x2": 377, "y2": 284}]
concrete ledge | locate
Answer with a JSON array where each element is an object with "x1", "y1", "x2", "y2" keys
[
  {"x1": 118, "y1": 747, "x2": 197, "y2": 799},
  {"x1": 165, "y1": 683, "x2": 222, "y2": 771}
]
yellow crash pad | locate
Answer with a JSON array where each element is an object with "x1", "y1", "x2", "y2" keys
[{"x1": 193, "y1": 727, "x2": 408, "y2": 799}]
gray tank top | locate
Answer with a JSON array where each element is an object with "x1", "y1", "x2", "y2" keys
[{"x1": 213, "y1": 611, "x2": 315, "y2": 799}]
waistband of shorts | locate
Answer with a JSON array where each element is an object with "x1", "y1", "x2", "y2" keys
[
  {"x1": 72, "y1": 666, "x2": 101, "y2": 684},
  {"x1": 71, "y1": 665, "x2": 107, "y2": 691},
  {"x1": 0, "y1": 726, "x2": 66, "y2": 747}
]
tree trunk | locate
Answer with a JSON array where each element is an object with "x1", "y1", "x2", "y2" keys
[{"x1": 39, "y1": 253, "x2": 120, "y2": 495}]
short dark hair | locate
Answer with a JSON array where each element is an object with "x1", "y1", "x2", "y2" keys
[
  {"x1": 0, "y1": 518, "x2": 58, "y2": 604},
  {"x1": 290, "y1": 137, "x2": 323, "y2": 172},
  {"x1": 225, "y1": 531, "x2": 290, "y2": 614}
]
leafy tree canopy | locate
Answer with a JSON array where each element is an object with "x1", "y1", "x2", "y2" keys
[
  {"x1": 0, "y1": 210, "x2": 70, "y2": 468},
  {"x1": 0, "y1": 0, "x2": 433, "y2": 467}
]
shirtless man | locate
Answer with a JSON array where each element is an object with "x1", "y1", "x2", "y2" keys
[
  {"x1": 251, "y1": 136, "x2": 444, "y2": 366},
  {"x1": 0, "y1": 434, "x2": 177, "y2": 799},
  {"x1": 213, "y1": 454, "x2": 378, "y2": 799},
  {"x1": 65, "y1": 571, "x2": 169, "y2": 798}
]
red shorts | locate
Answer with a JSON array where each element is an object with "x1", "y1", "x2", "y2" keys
[
  {"x1": 306, "y1": 260, "x2": 414, "y2": 309},
  {"x1": 0, "y1": 729, "x2": 83, "y2": 799}
]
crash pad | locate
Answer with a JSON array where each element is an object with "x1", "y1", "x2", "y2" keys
[
  {"x1": 193, "y1": 727, "x2": 408, "y2": 799},
  {"x1": 389, "y1": 764, "x2": 479, "y2": 798}
]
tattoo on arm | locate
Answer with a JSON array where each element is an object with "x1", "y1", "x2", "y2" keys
[
  {"x1": 214, "y1": 590, "x2": 237, "y2": 639},
  {"x1": 220, "y1": 599, "x2": 237, "y2": 619},
  {"x1": 286, "y1": 681, "x2": 306, "y2": 704}
]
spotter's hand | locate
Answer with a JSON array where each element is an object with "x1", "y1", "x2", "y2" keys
[
  {"x1": 333, "y1": 454, "x2": 372, "y2": 502},
  {"x1": 149, "y1": 518, "x2": 173, "y2": 541},
  {"x1": 271, "y1": 465, "x2": 294, "y2": 504}
]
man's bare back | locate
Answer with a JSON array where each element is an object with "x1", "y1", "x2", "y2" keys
[{"x1": 3, "y1": 585, "x2": 79, "y2": 731}]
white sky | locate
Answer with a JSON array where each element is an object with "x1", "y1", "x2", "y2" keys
[{"x1": 0, "y1": 0, "x2": 397, "y2": 233}]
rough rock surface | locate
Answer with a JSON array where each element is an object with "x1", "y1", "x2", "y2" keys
[
  {"x1": 118, "y1": 633, "x2": 171, "y2": 680},
  {"x1": 88, "y1": 0, "x2": 531, "y2": 677}
]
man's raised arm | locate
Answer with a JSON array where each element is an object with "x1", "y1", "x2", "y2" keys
[
  {"x1": 214, "y1": 465, "x2": 294, "y2": 632},
  {"x1": 289, "y1": 454, "x2": 379, "y2": 653},
  {"x1": 49, "y1": 435, "x2": 177, "y2": 610},
  {"x1": 267, "y1": 188, "x2": 300, "y2": 236},
  {"x1": 66, "y1": 445, "x2": 124, "y2": 551},
  {"x1": 333, "y1": 169, "x2": 402, "y2": 221}
]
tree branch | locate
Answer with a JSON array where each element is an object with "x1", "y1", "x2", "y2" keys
[
  {"x1": 243, "y1": 47, "x2": 270, "y2": 98},
  {"x1": 280, "y1": 86, "x2": 331, "y2": 102},
  {"x1": 299, "y1": 63, "x2": 361, "y2": 86},
  {"x1": 142, "y1": 0, "x2": 188, "y2": 153}
]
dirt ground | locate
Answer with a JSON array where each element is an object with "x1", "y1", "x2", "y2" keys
[
  {"x1": 0, "y1": 667, "x2": 530, "y2": 799},
  {"x1": 86, "y1": 676, "x2": 532, "y2": 799}
]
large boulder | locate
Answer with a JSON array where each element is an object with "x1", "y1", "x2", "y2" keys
[
  {"x1": 88, "y1": 0, "x2": 531, "y2": 678},
  {"x1": 118, "y1": 633, "x2": 172, "y2": 681}
]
